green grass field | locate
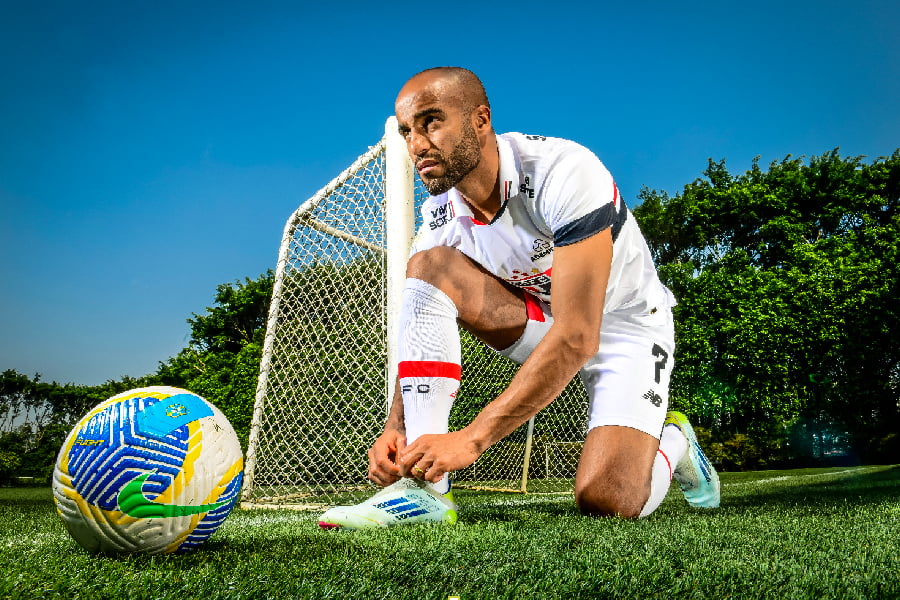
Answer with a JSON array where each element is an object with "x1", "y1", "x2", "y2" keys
[{"x1": 2, "y1": 465, "x2": 898, "y2": 600}]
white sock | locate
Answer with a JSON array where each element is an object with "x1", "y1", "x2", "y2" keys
[
  {"x1": 639, "y1": 424, "x2": 688, "y2": 517},
  {"x1": 397, "y1": 278, "x2": 460, "y2": 495}
]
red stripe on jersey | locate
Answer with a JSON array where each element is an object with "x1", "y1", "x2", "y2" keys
[
  {"x1": 398, "y1": 361, "x2": 462, "y2": 380},
  {"x1": 524, "y1": 292, "x2": 546, "y2": 322},
  {"x1": 613, "y1": 182, "x2": 620, "y2": 206},
  {"x1": 455, "y1": 195, "x2": 486, "y2": 225}
]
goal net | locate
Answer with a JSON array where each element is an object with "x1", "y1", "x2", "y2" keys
[{"x1": 240, "y1": 118, "x2": 589, "y2": 510}]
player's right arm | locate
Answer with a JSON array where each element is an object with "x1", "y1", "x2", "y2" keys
[{"x1": 367, "y1": 382, "x2": 406, "y2": 487}]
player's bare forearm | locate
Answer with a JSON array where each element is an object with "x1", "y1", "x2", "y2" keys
[
  {"x1": 464, "y1": 326, "x2": 596, "y2": 452},
  {"x1": 399, "y1": 325, "x2": 600, "y2": 482},
  {"x1": 465, "y1": 229, "x2": 611, "y2": 453},
  {"x1": 400, "y1": 230, "x2": 613, "y2": 481}
]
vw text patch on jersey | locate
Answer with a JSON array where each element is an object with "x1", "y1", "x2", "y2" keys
[{"x1": 428, "y1": 201, "x2": 455, "y2": 230}]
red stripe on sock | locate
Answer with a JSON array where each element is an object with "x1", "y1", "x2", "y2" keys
[
  {"x1": 658, "y1": 448, "x2": 673, "y2": 479},
  {"x1": 398, "y1": 361, "x2": 462, "y2": 380},
  {"x1": 524, "y1": 292, "x2": 546, "y2": 322}
]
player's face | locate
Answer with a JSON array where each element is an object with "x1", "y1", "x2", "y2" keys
[
  {"x1": 395, "y1": 84, "x2": 482, "y2": 195},
  {"x1": 416, "y1": 117, "x2": 481, "y2": 196}
]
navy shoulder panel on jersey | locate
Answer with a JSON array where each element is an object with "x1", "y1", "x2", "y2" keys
[{"x1": 553, "y1": 197, "x2": 628, "y2": 247}]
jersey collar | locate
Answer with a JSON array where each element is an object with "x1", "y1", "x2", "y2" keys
[
  {"x1": 497, "y1": 134, "x2": 521, "y2": 204},
  {"x1": 447, "y1": 134, "x2": 520, "y2": 226}
]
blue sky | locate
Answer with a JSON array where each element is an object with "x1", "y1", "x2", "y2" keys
[{"x1": 1, "y1": 0, "x2": 897, "y2": 385}]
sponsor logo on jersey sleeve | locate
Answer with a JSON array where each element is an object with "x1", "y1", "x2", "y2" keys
[
  {"x1": 519, "y1": 175, "x2": 535, "y2": 199},
  {"x1": 530, "y1": 238, "x2": 553, "y2": 262}
]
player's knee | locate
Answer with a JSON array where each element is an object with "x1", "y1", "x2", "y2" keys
[
  {"x1": 406, "y1": 246, "x2": 469, "y2": 284},
  {"x1": 575, "y1": 476, "x2": 649, "y2": 520}
]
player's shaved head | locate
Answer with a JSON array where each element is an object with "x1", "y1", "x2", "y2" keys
[
  {"x1": 395, "y1": 67, "x2": 497, "y2": 197},
  {"x1": 398, "y1": 67, "x2": 491, "y2": 116}
]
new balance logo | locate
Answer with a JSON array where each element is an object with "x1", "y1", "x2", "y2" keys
[{"x1": 643, "y1": 390, "x2": 663, "y2": 407}]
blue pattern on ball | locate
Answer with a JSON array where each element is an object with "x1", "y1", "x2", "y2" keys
[{"x1": 67, "y1": 396, "x2": 190, "y2": 511}]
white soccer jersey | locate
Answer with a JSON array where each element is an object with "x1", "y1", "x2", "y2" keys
[{"x1": 410, "y1": 133, "x2": 673, "y2": 318}]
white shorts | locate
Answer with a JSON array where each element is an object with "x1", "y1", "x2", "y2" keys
[{"x1": 497, "y1": 291, "x2": 676, "y2": 439}]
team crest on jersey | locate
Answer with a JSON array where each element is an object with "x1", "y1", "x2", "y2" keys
[
  {"x1": 508, "y1": 268, "x2": 552, "y2": 297},
  {"x1": 428, "y1": 202, "x2": 455, "y2": 230}
]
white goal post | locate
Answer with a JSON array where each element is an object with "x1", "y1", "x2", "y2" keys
[{"x1": 240, "y1": 118, "x2": 588, "y2": 510}]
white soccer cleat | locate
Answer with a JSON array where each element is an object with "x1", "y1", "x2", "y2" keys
[
  {"x1": 318, "y1": 478, "x2": 458, "y2": 530},
  {"x1": 664, "y1": 411, "x2": 721, "y2": 508}
]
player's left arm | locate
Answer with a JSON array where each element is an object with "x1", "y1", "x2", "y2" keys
[{"x1": 398, "y1": 227, "x2": 612, "y2": 482}]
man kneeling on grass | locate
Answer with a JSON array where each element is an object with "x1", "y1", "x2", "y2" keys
[{"x1": 319, "y1": 67, "x2": 720, "y2": 530}]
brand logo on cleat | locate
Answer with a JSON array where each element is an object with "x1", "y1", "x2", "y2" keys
[
  {"x1": 694, "y1": 442, "x2": 713, "y2": 483},
  {"x1": 374, "y1": 496, "x2": 435, "y2": 520}
]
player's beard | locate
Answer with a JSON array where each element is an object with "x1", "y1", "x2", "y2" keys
[{"x1": 419, "y1": 119, "x2": 481, "y2": 196}]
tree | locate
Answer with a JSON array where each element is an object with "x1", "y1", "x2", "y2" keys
[
  {"x1": 0, "y1": 369, "x2": 159, "y2": 483},
  {"x1": 634, "y1": 149, "x2": 900, "y2": 464},
  {"x1": 158, "y1": 271, "x2": 274, "y2": 449}
]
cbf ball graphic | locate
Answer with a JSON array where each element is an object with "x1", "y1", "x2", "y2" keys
[{"x1": 52, "y1": 386, "x2": 243, "y2": 554}]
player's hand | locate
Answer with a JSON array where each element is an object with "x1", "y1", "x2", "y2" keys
[
  {"x1": 367, "y1": 429, "x2": 406, "y2": 487},
  {"x1": 397, "y1": 430, "x2": 482, "y2": 484}
]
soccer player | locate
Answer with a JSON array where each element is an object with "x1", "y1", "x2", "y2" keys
[{"x1": 318, "y1": 67, "x2": 719, "y2": 530}]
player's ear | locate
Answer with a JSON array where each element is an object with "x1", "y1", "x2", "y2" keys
[{"x1": 473, "y1": 104, "x2": 492, "y2": 134}]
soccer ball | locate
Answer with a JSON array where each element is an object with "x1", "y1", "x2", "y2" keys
[{"x1": 52, "y1": 386, "x2": 244, "y2": 554}]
